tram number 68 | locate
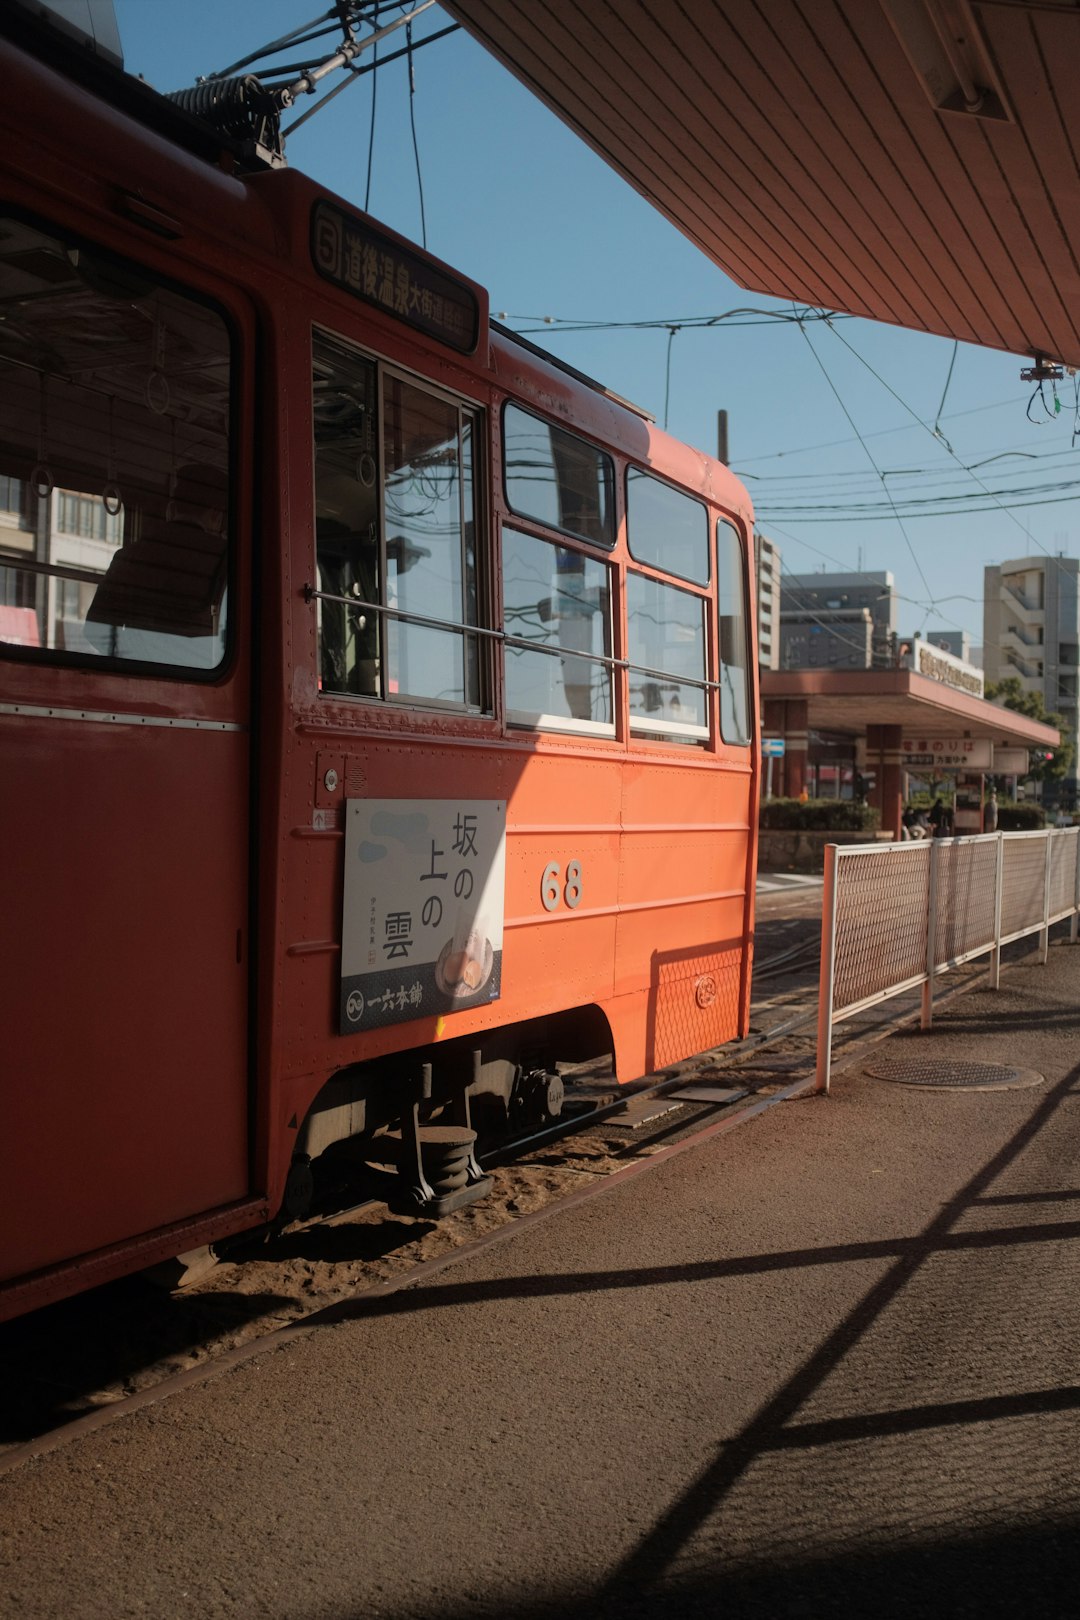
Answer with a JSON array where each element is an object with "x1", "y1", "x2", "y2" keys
[{"x1": 541, "y1": 859, "x2": 583, "y2": 912}]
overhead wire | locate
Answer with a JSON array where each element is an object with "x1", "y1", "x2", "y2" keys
[
  {"x1": 752, "y1": 488, "x2": 1080, "y2": 521},
  {"x1": 738, "y1": 395, "x2": 1038, "y2": 463},
  {"x1": 820, "y1": 316, "x2": 1080, "y2": 594},
  {"x1": 405, "y1": 18, "x2": 427, "y2": 248},
  {"x1": 502, "y1": 272, "x2": 1077, "y2": 667},
  {"x1": 1027, "y1": 378, "x2": 1062, "y2": 424},
  {"x1": 742, "y1": 442, "x2": 1072, "y2": 496},
  {"x1": 932, "y1": 340, "x2": 958, "y2": 452},
  {"x1": 663, "y1": 327, "x2": 677, "y2": 431},
  {"x1": 761, "y1": 520, "x2": 1029, "y2": 670},
  {"x1": 498, "y1": 307, "x2": 847, "y2": 335},
  {"x1": 796, "y1": 317, "x2": 934, "y2": 602},
  {"x1": 771, "y1": 557, "x2": 896, "y2": 665},
  {"x1": 364, "y1": 21, "x2": 378, "y2": 209},
  {"x1": 203, "y1": 6, "x2": 350, "y2": 80}
]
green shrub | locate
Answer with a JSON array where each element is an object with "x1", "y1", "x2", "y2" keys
[
  {"x1": 996, "y1": 802, "x2": 1046, "y2": 830},
  {"x1": 759, "y1": 797, "x2": 880, "y2": 831}
]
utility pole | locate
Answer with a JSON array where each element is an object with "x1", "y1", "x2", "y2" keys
[{"x1": 717, "y1": 410, "x2": 729, "y2": 466}]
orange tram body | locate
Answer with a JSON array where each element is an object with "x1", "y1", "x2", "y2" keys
[{"x1": 0, "y1": 18, "x2": 759, "y2": 1320}]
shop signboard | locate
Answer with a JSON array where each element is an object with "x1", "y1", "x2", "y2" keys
[{"x1": 901, "y1": 737, "x2": 993, "y2": 770}]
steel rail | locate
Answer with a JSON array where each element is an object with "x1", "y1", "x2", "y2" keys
[{"x1": 0, "y1": 1070, "x2": 812, "y2": 1479}]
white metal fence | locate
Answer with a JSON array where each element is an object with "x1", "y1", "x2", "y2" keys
[{"x1": 815, "y1": 828, "x2": 1080, "y2": 1093}]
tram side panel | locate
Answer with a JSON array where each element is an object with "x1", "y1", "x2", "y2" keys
[
  {"x1": 267, "y1": 724, "x2": 753, "y2": 1192},
  {"x1": 612, "y1": 757, "x2": 755, "y2": 1077},
  {"x1": 266, "y1": 729, "x2": 629, "y2": 1201}
]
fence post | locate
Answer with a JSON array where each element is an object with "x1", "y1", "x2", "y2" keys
[
  {"x1": 921, "y1": 837, "x2": 939, "y2": 1029},
  {"x1": 990, "y1": 832, "x2": 1004, "y2": 990},
  {"x1": 1072, "y1": 827, "x2": 1079, "y2": 945},
  {"x1": 815, "y1": 843, "x2": 839, "y2": 1095},
  {"x1": 1041, "y1": 829, "x2": 1053, "y2": 964}
]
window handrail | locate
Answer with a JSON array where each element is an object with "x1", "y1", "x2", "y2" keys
[
  {"x1": 306, "y1": 585, "x2": 737, "y2": 696},
  {"x1": 304, "y1": 585, "x2": 504, "y2": 643},
  {"x1": 628, "y1": 657, "x2": 727, "y2": 694},
  {"x1": 503, "y1": 632, "x2": 628, "y2": 672}
]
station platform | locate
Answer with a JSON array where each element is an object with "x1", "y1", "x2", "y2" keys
[{"x1": 4, "y1": 940, "x2": 1080, "y2": 1617}]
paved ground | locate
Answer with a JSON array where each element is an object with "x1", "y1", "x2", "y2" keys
[
  {"x1": 4, "y1": 941, "x2": 1080, "y2": 1618},
  {"x1": 755, "y1": 871, "x2": 824, "y2": 895}
]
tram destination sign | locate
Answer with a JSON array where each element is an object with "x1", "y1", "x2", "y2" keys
[
  {"x1": 339, "y1": 798, "x2": 506, "y2": 1034},
  {"x1": 312, "y1": 200, "x2": 480, "y2": 354}
]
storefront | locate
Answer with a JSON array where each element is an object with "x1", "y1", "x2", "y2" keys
[{"x1": 761, "y1": 668, "x2": 1060, "y2": 840}]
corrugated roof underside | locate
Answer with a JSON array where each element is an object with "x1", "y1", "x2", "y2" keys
[{"x1": 448, "y1": 0, "x2": 1080, "y2": 364}]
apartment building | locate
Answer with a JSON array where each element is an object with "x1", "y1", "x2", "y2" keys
[{"x1": 983, "y1": 555, "x2": 1080, "y2": 795}]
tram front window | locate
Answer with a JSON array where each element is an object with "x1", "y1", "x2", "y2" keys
[
  {"x1": 0, "y1": 216, "x2": 232, "y2": 673},
  {"x1": 313, "y1": 330, "x2": 484, "y2": 710}
]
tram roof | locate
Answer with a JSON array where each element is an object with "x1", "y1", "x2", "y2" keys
[
  {"x1": 762, "y1": 668, "x2": 1060, "y2": 748},
  {"x1": 445, "y1": 1, "x2": 1080, "y2": 368}
]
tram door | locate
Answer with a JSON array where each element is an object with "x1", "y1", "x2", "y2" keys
[{"x1": 0, "y1": 217, "x2": 251, "y2": 1286}]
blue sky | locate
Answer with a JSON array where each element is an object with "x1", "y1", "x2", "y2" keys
[{"x1": 114, "y1": 0, "x2": 1080, "y2": 651}]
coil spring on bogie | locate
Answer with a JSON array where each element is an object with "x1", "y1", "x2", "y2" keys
[{"x1": 418, "y1": 1126, "x2": 477, "y2": 1198}]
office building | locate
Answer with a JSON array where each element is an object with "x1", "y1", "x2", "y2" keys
[
  {"x1": 754, "y1": 531, "x2": 780, "y2": 670},
  {"x1": 779, "y1": 569, "x2": 897, "y2": 671}
]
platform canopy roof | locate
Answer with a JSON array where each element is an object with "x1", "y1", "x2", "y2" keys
[
  {"x1": 762, "y1": 668, "x2": 1060, "y2": 748},
  {"x1": 446, "y1": 0, "x2": 1080, "y2": 368}
]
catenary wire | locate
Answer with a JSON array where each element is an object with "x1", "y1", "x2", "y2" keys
[{"x1": 797, "y1": 318, "x2": 934, "y2": 601}]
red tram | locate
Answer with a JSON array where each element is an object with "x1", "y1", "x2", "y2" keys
[{"x1": 0, "y1": 11, "x2": 759, "y2": 1319}]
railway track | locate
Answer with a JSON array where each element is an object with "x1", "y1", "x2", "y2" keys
[
  {"x1": 0, "y1": 1069, "x2": 813, "y2": 1474},
  {"x1": 2, "y1": 893, "x2": 1027, "y2": 1472}
]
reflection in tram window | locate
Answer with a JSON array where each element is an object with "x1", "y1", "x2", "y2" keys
[
  {"x1": 503, "y1": 404, "x2": 614, "y2": 549},
  {"x1": 313, "y1": 336, "x2": 381, "y2": 696},
  {"x1": 313, "y1": 330, "x2": 484, "y2": 709},
  {"x1": 0, "y1": 216, "x2": 231, "y2": 672},
  {"x1": 717, "y1": 519, "x2": 751, "y2": 745},
  {"x1": 502, "y1": 526, "x2": 614, "y2": 735},
  {"x1": 626, "y1": 466, "x2": 710, "y2": 585},
  {"x1": 627, "y1": 572, "x2": 708, "y2": 742}
]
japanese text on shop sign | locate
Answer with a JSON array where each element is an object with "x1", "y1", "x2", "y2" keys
[{"x1": 901, "y1": 738, "x2": 993, "y2": 769}]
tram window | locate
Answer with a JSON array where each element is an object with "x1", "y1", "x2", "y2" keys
[
  {"x1": 717, "y1": 520, "x2": 751, "y2": 745},
  {"x1": 313, "y1": 332, "x2": 484, "y2": 709},
  {"x1": 0, "y1": 217, "x2": 231, "y2": 673},
  {"x1": 502, "y1": 526, "x2": 614, "y2": 735},
  {"x1": 627, "y1": 572, "x2": 708, "y2": 743},
  {"x1": 626, "y1": 468, "x2": 709, "y2": 585},
  {"x1": 503, "y1": 404, "x2": 615, "y2": 549}
]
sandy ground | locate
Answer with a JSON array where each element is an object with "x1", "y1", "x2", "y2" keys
[{"x1": 0, "y1": 893, "x2": 826, "y2": 1450}]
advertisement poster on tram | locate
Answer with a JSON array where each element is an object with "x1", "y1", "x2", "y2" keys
[{"x1": 339, "y1": 799, "x2": 506, "y2": 1033}]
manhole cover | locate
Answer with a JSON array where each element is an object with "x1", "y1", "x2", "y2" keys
[{"x1": 863, "y1": 1058, "x2": 1044, "y2": 1091}]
